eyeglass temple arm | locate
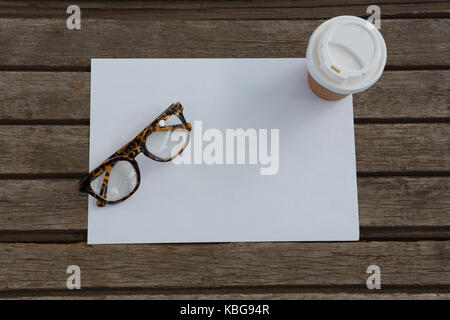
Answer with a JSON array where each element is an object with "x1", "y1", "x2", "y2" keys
[{"x1": 178, "y1": 111, "x2": 188, "y2": 124}]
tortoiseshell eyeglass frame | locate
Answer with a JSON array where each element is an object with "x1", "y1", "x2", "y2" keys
[{"x1": 78, "y1": 102, "x2": 192, "y2": 207}]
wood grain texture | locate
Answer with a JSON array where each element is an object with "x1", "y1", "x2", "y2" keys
[
  {"x1": 0, "y1": 126, "x2": 88, "y2": 174},
  {"x1": 0, "y1": 241, "x2": 448, "y2": 290},
  {"x1": 0, "y1": 177, "x2": 448, "y2": 236},
  {"x1": 0, "y1": 179, "x2": 87, "y2": 231},
  {"x1": 2, "y1": 0, "x2": 449, "y2": 10},
  {"x1": 0, "y1": 124, "x2": 448, "y2": 174},
  {"x1": 354, "y1": 123, "x2": 450, "y2": 172},
  {"x1": 0, "y1": 0, "x2": 448, "y2": 299},
  {"x1": 0, "y1": 19, "x2": 448, "y2": 69},
  {"x1": 3, "y1": 292, "x2": 450, "y2": 300},
  {"x1": 0, "y1": 1, "x2": 448, "y2": 20},
  {"x1": 1, "y1": 70, "x2": 448, "y2": 121},
  {"x1": 0, "y1": 72, "x2": 89, "y2": 121},
  {"x1": 354, "y1": 71, "x2": 450, "y2": 120},
  {"x1": 358, "y1": 176, "x2": 450, "y2": 228}
]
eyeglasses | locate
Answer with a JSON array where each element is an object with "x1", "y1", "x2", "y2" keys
[{"x1": 79, "y1": 102, "x2": 192, "y2": 207}]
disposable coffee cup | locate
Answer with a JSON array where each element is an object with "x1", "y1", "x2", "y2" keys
[{"x1": 306, "y1": 16, "x2": 387, "y2": 101}]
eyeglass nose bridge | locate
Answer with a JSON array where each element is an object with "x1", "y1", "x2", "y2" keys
[{"x1": 125, "y1": 144, "x2": 144, "y2": 160}]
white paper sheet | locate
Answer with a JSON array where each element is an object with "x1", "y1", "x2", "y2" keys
[{"x1": 88, "y1": 58, "x2": 359, "y2": 244}]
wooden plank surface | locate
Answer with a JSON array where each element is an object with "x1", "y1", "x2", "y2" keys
[
  {"x1": 354, "y1": 71, "x2": 450, "y2": 120},
  {"x1": 354, "y1": 124, "x2": 450, "y2": 172},
  {"x1": 0, "y1": 124, "x2": 448, "y2": 174},
  {"x1": 0, "y1": 72, "x2": 90, "y2": 122},
  {"x1": 0, "y1": 19, "x2": 448, "y2": 69},
  {"x1": 4, "y1": 292, "x2": 450, "y2": 300},
  {"x1": 1, "y1": 70, "x2": 448, "y2": 121},
  {"x1": 0, "y1": 0, "x2": 448, "y2": 300},
  {"x1": 2, "y1": 0, "x2": 449, "y2": 10},
  {"x1": 0, "y1": 1, "x2": 448, "y2": 20},
  {"x1": 0, "y1": 179, "x2": 87, "y2": 231},
  {"x1": 0, "y1": 177, "x2": 449, "y2": 240},
  {"x1": 0, "y1": 241, "x2": 448, "y2": 290}
]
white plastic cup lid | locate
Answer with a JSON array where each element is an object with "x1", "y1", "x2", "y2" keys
[{"x1": 306, "y1": 16, "x2": 387, "y2": 95}]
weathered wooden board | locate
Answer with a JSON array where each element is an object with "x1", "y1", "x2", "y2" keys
[
  {"x1": 0, "y1": 241, "x2": 448, "y2": 290},
  {"x1": 0, "y1": 72, "x2": 90, "y2": 122},
  {"x1": 0, "y1": 19, "x2": 448, "y2": 68},
  {"x1": 3, "y1": 292, "x2": 450, "y2": 300},
  {"x1": 0, "y1": 177, "x2": 448, "y2": 238},
  {"x1": 0, "y1": 1, "x2": 448, "y2": 20},
  {"x1": 0, "y1": 0, "x2": 447, "y2": 300},
  {"x1": 0, "y1": 124, "x2": 448, "y2": 174},
  {"x1": 354, "y1": 124, "x2": 450, "y2": 172},
  {"x1": 354, "y1": 71, "x2": 450, "y2": 120},
  {"x1": 1, "y1": 70, "x2": 448, "y2": 121},
  {"x1": 0, "y1": 179, "x2": 87, "y2": 231},
  {"x1": 358, "y1": 177, "x2": 450, "y2": 227},
  {"x1": 2, "y1": 0, "x2": 449, "y2": 10},
  {"x1": 0, "y1": 126, "x2": 89, "y2": 174}
]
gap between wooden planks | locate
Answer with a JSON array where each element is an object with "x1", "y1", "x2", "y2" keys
[{"x1": 0, "y1": 1, "x2": 449, "y2": 20}]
